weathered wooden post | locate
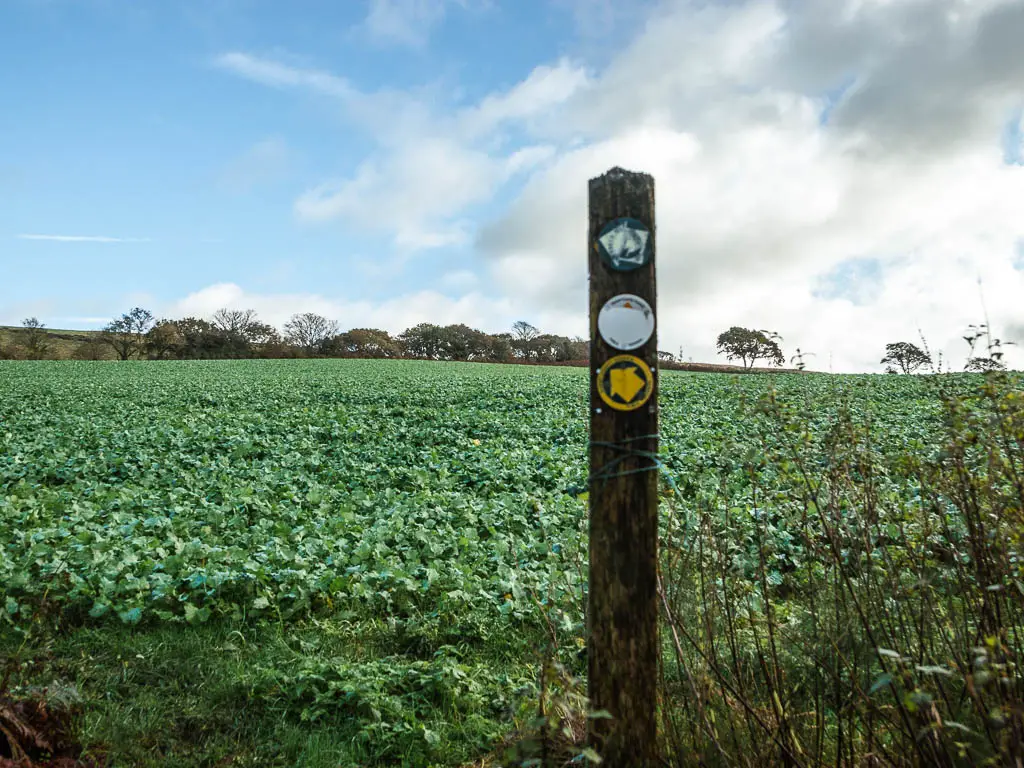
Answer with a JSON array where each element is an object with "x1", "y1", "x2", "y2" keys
[{"x1": 587, "y1": 167, "x2": 659, "y2": 766}]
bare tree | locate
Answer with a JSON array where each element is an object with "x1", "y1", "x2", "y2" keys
[
  {"x1": 511, "y1": 321, "x2": 541, "y2": 359},
  {"x1": 210, "y1": 308, "x2": 277, "y2": 357},
  {"x1": 20, "y1": 317, "x2": 51, "y2": 360},
  {"x1": 284, "y1": 312, "x2": 338, "y2": 352},
  {"x1": 511, "y1": 321, "x2": 540, "y2": 342},
  {"x1": 211, "y1": 308, "x2": 259, "y2": 337},
  {"x1": 100, "y1": 307, "x2": 155, "y2": 360}
]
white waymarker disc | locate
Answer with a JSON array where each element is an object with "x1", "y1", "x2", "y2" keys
[{"x1": 598, "y1": 294, "x2": 655, "y2": 351}]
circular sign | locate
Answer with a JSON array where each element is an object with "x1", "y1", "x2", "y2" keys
[
  {"x1": 597, "y1": 354, "x2": 654, "y2": 412},
  {"x1": 598, "y1": 294, "x2": 655, "y2": 351},
  {"x1": 596, "y1": 217, "x2": 652, "y2": 272}
]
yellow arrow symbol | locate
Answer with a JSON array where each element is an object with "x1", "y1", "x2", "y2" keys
[{"x1": 609, "y1": 365, "x2": 646, "y2": 402}]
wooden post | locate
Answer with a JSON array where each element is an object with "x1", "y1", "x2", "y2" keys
[{"x1": 587, "y1": 167, "x2": 659, "y2": 766}]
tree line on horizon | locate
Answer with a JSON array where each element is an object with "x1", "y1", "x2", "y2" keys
[
  {"x1": 1, "y1": 309, "x2": 591, "y2": 364},
  {"x1": 0, "y1": 308, "x2": 1015, "y2": 373}
]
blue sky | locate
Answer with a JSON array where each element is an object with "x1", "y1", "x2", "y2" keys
[
  {"x1": 2, "y1": 0, "x2": 1023, "y2": 372},
  {"x1": 1, "y1": 0, "x2": 624, "y2": 322}
]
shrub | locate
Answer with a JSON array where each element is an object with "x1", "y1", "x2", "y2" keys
[{"x1": 657, "y1": 369, "x2": 1024, "y2": 765}]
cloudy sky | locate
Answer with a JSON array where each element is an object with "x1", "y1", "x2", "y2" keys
[{"x1": 2, "y1": 0, "x2": 1023, "y2": 372}]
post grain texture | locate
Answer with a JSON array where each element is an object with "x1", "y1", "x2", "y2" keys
[{"x1": 587, "y1": 167, "x2": 659, "y2": 767}]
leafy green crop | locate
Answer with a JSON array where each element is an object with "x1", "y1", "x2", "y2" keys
[
  {"x1": 1, "y1": 361, "x2": 598, "y2": 629},
  {"x1": 0, "y1": 360, "x2": 957, "y2": 637},
  {"x1": 1, "y1": 359, "x2": 983, "y2": 765}
]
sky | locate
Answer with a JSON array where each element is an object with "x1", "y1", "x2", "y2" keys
[{"x1": 2, "y1": 0, "x2": 1023, "y2": 373}]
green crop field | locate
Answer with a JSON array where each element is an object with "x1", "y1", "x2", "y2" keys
[{"x1": 1, "y1": 360, "x2": 1021, "y2": 767}]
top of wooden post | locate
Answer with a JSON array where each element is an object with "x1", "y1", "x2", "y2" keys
[{"x1": 590, "y1": 166, "x2": 654, "y2": 185}]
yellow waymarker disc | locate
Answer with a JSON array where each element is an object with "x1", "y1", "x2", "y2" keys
[{"x1": 597, "y1": 354, "x2": 654, "y2": 411}]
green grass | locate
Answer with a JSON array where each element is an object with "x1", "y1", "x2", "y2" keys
[
  {"x1": 9, "y1": 618, "x2": 534, "y2": 767},
  {"x1": 1, "y1": 359, "x2": 1010, "y2": 766}
]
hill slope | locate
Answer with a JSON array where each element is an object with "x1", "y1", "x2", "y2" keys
[{"x1": 0, "y1": 325, "x2": 115, "y2": 360}]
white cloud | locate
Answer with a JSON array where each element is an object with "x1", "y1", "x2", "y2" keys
[
  {"x1": 361, "y1": 0, "x2": 481, "y2": 48},
  {"x1": 504, "y1": 145, "x2": 558, "y2": 175},
  {"x1": 213, "y1": 51, "x2": 437, "y2": 146},
  {"x1": 553, "y1": 0, "x2": 659, "y2": 40},
  {"x1": 296, "y1": 139, "x2": 490, "y2": 224},
  {"x1": 460, "y1": 59, "x2": 593, "y2": 138},
  {"x1": 216, "y1": 50, "x2": 586, "y2": 251},
  {"x1": 292, "y1": 138, "x2": 558, "y2": 250},
  {"x1": 438, "y1": 269, "x2": 479, "y2": 292},
  {"x1": 16, "y1": 234, "x2": 152, "y2": 243},
  {"x1": 212, "y1": 0, "x2": 1024, "y2": 372},
  {"x1": 474, "y1": 0, "x2": 1024, "y2": 372},
  {"x1": 214, "y1": 52, "x2": 353, "y2": 97}
]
